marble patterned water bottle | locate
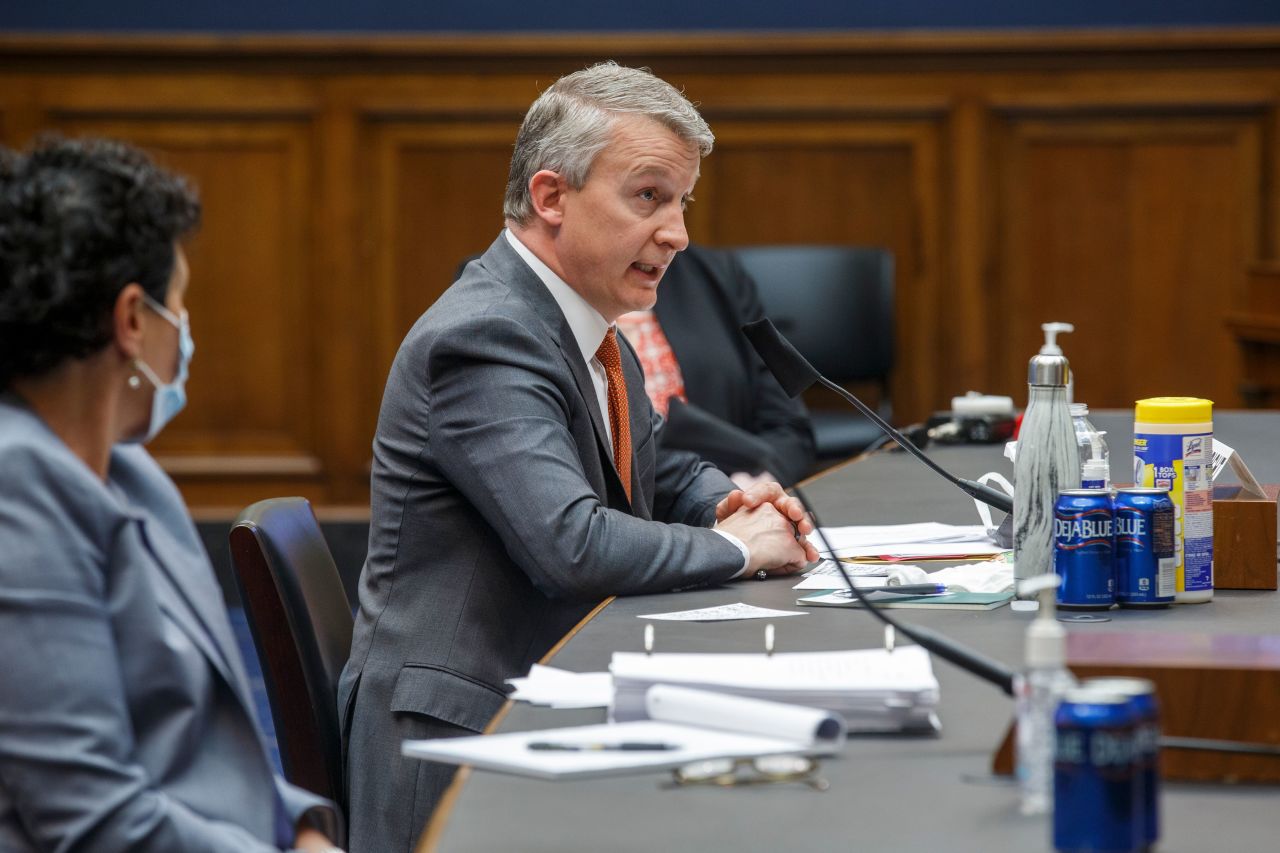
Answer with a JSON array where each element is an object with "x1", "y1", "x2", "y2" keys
[{"x1": 1014, "y1": 349, "x2": 1080, "y2": 590}]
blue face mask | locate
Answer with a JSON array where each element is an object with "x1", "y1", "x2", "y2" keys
[{"x1": 129, "y1": 293, "x2": 195, "y2": 444}]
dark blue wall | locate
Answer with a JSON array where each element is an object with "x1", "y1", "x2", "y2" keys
[{"x1": 3, "y1": 1, "x2": 1279, "y2": 33}]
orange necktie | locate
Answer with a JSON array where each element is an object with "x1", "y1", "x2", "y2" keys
[{"x1": 595, "y1": 327, "x2": 632, "y2": 503}]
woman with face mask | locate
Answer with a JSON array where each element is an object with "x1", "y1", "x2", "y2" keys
[{"x1": 0, "y1": 138, "x2": 343, "y2": 853}]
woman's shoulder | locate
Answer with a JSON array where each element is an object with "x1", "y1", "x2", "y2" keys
[
  {"x1": 1, "y1": 398, "x2": 123, "y2": 511},
  {"x1": 0, "y1": 401, "x2": 126, "y2": 583}
]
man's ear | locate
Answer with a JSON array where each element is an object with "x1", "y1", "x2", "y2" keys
[
  {"x1": 528, "y1": 170, "x2": 566, "y2": 227},
  {"x1": 112, "y1": 283, "x2": 147, "y2": 360}
]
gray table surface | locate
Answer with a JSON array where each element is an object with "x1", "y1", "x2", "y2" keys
[{"x1": 428, "y1": 411, "x2": 1280, "y2": 853}]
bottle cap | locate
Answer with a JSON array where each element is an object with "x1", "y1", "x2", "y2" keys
[
  {"x1": 952, "y1": 391, "x2": 1015, "y2": 416},
  {"x1": 1027, "y1": 353, "x2": 1069, "y2": 387},
  {"x1": 1134, "y1": 396, "x2": 1213, "y2": 424},
  {"x1": 1081, "y1": 676, "x2": 1157, "y2": 698}
]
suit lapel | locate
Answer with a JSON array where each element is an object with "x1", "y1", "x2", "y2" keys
[
  {"x1": 557, "y1": 335, "x2": 617, "y2": 484},
  {"x1": 481, "y1": 236, "x2": 632, "y2": 509},
  {"x1": 129, "y1": 512, "x2": 256, "y2": 714}
]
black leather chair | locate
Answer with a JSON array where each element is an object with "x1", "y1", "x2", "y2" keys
[
  {"x1": 732, "y1": 245, "x2": 895, "y2": 462},
  {"x1": 229, "y1": 497, "x2": 353, "y2": 808}
]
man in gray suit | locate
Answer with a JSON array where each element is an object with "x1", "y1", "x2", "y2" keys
[{"x1": 340, "y1": 63, "x2": 816, "y2": 852}]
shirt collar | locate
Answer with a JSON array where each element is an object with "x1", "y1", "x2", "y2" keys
[{"x1": 505, "y1": 228, "x2": 610, "y2": 365}]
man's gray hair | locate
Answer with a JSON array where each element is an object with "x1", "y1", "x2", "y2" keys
[{"x1": 503, "y1": 62, "x2": 714, "y2": 225}]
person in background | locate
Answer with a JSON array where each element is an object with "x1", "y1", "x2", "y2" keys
[
  {"x1": 616, "y1": 242, "x2": 815, "y2": 487},
  {"x1": 340, "y1": 62, "x2": 816, "y2": 852},
  {"x1": 0, "y1": 137, "x2": 343, "y2": 853}
]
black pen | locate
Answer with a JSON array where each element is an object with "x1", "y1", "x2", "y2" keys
[{"x1": 527, "y1": 741, "x2": 678, "y2": 751}]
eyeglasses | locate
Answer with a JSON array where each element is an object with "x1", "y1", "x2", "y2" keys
[{"x1": 665, "y1": 755, "x2": 828, "y2": 791}]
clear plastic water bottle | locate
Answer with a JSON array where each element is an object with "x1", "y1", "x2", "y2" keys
[{"x1": 1070, "y1": 403, "x2": 1110, "y2": 489}]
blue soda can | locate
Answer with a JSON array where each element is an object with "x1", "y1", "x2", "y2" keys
[
  {"x1": 1113, "y1": 488, "x2": 1176, "y2": 608},
  {"x1": 1084, "y1": 677, "x2": 1160, "y2": 849},
  {"x1": 1054, "y1": 489, "x2": 1114, "y2": 610},
  {"x1": 1054, "y1": 687, "x2": 1141, "y2": 853}
]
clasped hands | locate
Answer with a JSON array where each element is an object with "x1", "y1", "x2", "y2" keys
[{"x1": 714, "y1": 481, "x2": 818, "y2": 577}]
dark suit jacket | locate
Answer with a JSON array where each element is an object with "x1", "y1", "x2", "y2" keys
[
  {"x1": 653, "y1": 244, "x2": 816, "y2": 486},
  {"x1": 339, "y1": 234, "x2": 743, "y2": 852}
]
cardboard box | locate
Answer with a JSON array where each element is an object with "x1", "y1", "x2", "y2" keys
[{"x1": 1213, "y1": 483, "x2": 1279, "y2": 590}]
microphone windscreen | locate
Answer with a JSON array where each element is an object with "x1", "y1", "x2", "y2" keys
[{"x1": 741, "y1": 319, "x2": 820, "y2": 397}]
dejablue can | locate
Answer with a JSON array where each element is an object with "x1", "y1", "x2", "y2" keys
[
  {"x1": 1083, "y1": 677, "x2": 1161, "y2": 850},
  {"x1": 1054, "y1": 686, "x2": 1141, "y2": 853},
  {"x1": 1113, "y1": 488, "x2": 1176, "y2": 608},
  {"x1": 1054, "y1": 489, "x2": 1114, "y2": 610}
]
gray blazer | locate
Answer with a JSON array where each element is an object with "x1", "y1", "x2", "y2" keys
[
  {"x1": 340, "y1": 235, "x2": 744, "y2": 852},
  {"x1": 0, "y1": 396, "x2": 334, "y2": 851}
]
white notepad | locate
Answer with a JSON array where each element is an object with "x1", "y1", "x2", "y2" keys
[{"x1": 402, "y1": 685, "x2": 844, "y2": 780}]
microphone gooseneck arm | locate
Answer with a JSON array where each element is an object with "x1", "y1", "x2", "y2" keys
[
  {"x1": 794, "y1": 485, "x2": 1016, "y2": 696},
  {"x1": 740, "y1": 318, "x2": 1012, "y2": 516},
  {"x1": 812, "y1": 374, "x2": 1013, "y2": 515}
]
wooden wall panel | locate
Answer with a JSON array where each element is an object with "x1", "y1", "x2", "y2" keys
[
  {"x1": 364, "y1": 121, "x2": 517, "y2": 384},
  {"x1": 36, "y1": 117, "x2": 327, "y2": 506},
  {"x1": 994, "y1": 114, "x2": 1263, "y2": 411},
  {"x1": 2, "y1": 31, "x2": 1279, "y2": 510}
]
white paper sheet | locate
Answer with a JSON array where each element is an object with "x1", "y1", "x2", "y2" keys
[
  {"x1": 637, "y1": 603, "x2": 807, "y2": 621},
  {"x1": 813, "y1": 523, "x2": 1002, "y2": 559},
  {"x1": 506, "y1": 664, "x2": 613, "y2": 709}
]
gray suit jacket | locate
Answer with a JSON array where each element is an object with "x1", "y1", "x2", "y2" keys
[
  {"x1": 0, "y1": 396, "x2": 334, "y2": 851},
  {"x1": 340, "y1": 235, "x2": 743, "y2": 851}
]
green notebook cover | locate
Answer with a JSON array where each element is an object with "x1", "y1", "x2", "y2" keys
[{"x1": 796, "y1": 589, "x2": 1012, "y2": 611}]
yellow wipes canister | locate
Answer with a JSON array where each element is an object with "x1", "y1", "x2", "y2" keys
[{"x1": 1133, "y1": 397, "x2": 1213, "y2": 603}]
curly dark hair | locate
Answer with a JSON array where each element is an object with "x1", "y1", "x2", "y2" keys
[{"x1": 0, "y1": 136, "x2": 201, "y2": 388}]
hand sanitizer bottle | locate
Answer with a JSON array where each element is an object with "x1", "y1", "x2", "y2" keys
[
  {"x1": 1015, "y1": 574, "x2": 1077, "y2": 816},
  {"x1": 1070, "y1": 403, "x2": 1110, "y2": 490},
  {"x1": 1014, "y1": 328, "x2": 1080, "y2": 588}
]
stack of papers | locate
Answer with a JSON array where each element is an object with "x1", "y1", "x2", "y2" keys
[
  {"x1": 815, "y1": 522, "x2": 1004, "y2": 560},
  {"x1": 610, "y1": 646, "x2": 941, "y2": 734},
  {"x1": 795, "y1": 558, "x2": 1014, "y2": 593},
  {"x1": 506, "y1": 665, "x2": 613, "y2": 709}
]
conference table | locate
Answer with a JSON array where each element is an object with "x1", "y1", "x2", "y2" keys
[{"x1": 420, "y1": 411, "x2": 1280, "y2": 852}]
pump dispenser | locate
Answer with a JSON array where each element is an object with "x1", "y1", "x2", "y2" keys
[
  {"x1": 1082, "y1": 435, "x2": 1110, "y2": 490},
  {"x1": 1022, "y1": 574, "x2": 1066, "y2": 670},
  {"x1": 1014, "y1": 332, "x2": 1080, "y2": 588},
  {"x1": 1039, "y1": 322, "x2": 1074, "y2": 356},
  {"x1": 1015, "y1": 574, "x2": 1077, "y2": 816},
  {"x1": 1039, "y1": 322, "x2": 1075, "y2": 402}
]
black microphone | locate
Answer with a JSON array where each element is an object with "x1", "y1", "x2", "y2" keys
[
  {"x1": 793, "y1": 484, "x2": 1015, "y2": 695},
  {"x1": 742, "y1": 318, "x2": 1013, "y2": 516}
]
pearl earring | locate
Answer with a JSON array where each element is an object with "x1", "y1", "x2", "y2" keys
[{"x1": 128, "y1": 360, "x2": 143, "y2": 389}]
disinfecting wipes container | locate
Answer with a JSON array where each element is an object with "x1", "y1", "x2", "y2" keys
[{"x1": 1133, "y1": 397, "x2": 1214, "y2": 603}]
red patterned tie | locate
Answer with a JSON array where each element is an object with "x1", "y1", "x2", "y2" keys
[{"x1": 595, "y1": 327, "x2": 632, "y2": 503}]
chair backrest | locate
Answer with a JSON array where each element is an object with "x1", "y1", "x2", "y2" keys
[
  {"x1": 732, "y1": 245, "x2": 895, "y2": 385},
  {"x1": 229, "y1": 497, "x2": 353, "y2": 806}
]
